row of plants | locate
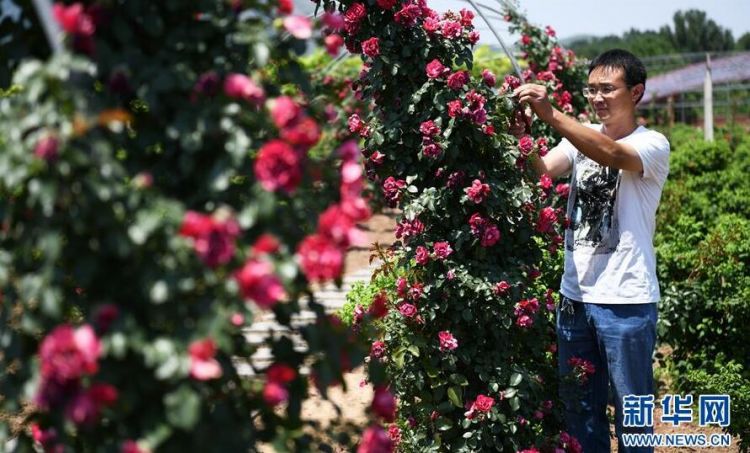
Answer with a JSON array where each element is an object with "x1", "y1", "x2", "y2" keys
[
  {"x1": 327, "y1": 0, "x2": 590, "y2": 450},
  {"x1": 0, "y1": 1, "x2": 398, "y2": 451},
  {"x1": 655, "y1": 123, "x2": 750, "y2": 450}
]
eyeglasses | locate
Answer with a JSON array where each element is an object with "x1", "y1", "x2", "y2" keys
[{"x1": 582, "y1": 85, "x2": 624, "y2": 98}]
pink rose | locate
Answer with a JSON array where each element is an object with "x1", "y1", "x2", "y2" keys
[
  {"x1": 459, "y1": 8, "x2": 474, "y2": 26},
  {"x1": 361, "y1": 37, "x2": 380, "y2": 57},
  {"x1": 398, "y1": 303, "x2": 417, "y2": 318},
  {"x1": 480, "y1": 225, "x2": 500, "y2": 247},
  {"x1": 393, "y1": 3, "x2": 420, "y2": 26},
  {"x1": 481, "y1": 69, "x2": 496, "y2": 87},
  {"x1": 432, "y1": 241, "x2": 453, "y2": 260},
  {"x1": 415, "y1": 246, "x2": 430, "y2": 265},
  {"x1": 382, "y1": 176, "x2": 406, "y2": 206},
  {"x1": 441, "y1": 20, "x2": 462, "y2": 39},
  {"x1": 297, "y1": 234, "x2": 344, "y2": 282},
  {"x1": 263, "y1": 381, "x2": 289, "y2": 406},
  {"x1": 348, "y1": 113, "x2": 366, "y2": 134},
  {"x1": 223, "y1": 73, "x2": 265, "y2": 106},
  {"x1": 324, "y1": 34, "x2": 344, "y2": 55},
  {"x1": 357, "y1": 425, "x2": 393, "y2": 453},
  {"x1": 39, "y1": 324, "x2": 101, "y2": 382},
  {"x1": 53, "y1": 3, "x2": 95, "y2": 36},
  {"x1": 447, "y1": 99, "x2": 463, "y2": 117},
  {"x1": 468, "y1": 30, "x2": 480, "y2": 44},
  {"x1": 474, "y1": 394, "x2": 494, "y2": 412},
  {"x1": 422, "y1": 141, "x2": 442, "y2": 159},
  {"x1": 465, "y1": 179, "x2": 490, "y2": 204},
  {"x1": 545, "y1": 25, "x2": 556, "y2": 37},
  {"x1": 438, "y1": 330, "x2": 458, "y2": 351},
  {"x1": 521, "y1": 34, "x2": 531, "y2": 46},
  {"x1": 539, "y1": 173, "x2": 553, "y2": 190},
  {"x1": 234, "y1": 258, "x2": 286, "y2": 308},
  {"x1": 518, "y1": 135, "x2": 535, "y2": 156},
  {"x1": 536, "y1": 207, "x2": 558, "y2": 234},
  {"x1": 189, "y1": 338, "x2": 222, "y2": 380},
  {"x1": 372, "y1": 387, "x2": 396, "y2": 421},
  {"x1": 555, "y1": 183, "x2": 570, "y2": 198},
  {"x1": 419, "y1": 120, "x2": 440, "y2": 137},
  {"x1": 425, "y1": 59, "x2": 448, "y2": 79},
  {"x1": 64, "y1": 383, "x2": 118, "y2": 426},
  {"x1": 446, "y1": 70, "x2": 468, "y2": 90},
  {"x1": 387, "y1": 424, "x2": 402, "y2": 445},
  {"x1": 321, "y1": 12, "x2": 344, "y2": 31},
  {"x1": 180, "y1": 211, "x2": 240, "y2": 267},
  {"x1": 494, "y1": 281, "x2": 511, "y2": 295},
  {"x1": 280, "y1": 116, "x2": 320, "y2": 147},
  {"x1": 34, "y1": 135, "x2": 59, "y2": 161},
  {"x1": 252, "y1": 233, "x2": 281, "y2": 255},
  {"x1": 283, "y1": 15, "x2": 313, "y2": 39},
  {"x1": 369, "y1": 150, "x2": 385, "y2": 164},
  {"x1": 254, "y1": 139, "x2": 302, "y2": 193},
  {"x1": 370, "y1": 340, "x2": 386, "y2": 358},
  {"x1": 270, "y1": 96, "x2": 302, "y2": 129},
  {"x1": 318, "y1": 204, "x2": 358, "y2": 247},
  {"x1": 423, "y1": 17, "x2": 440, "y2": 33},
  {"x1": 503, "y1": 75, "x2": 521, "y2": 91}
]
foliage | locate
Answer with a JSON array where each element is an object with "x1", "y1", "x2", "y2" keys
[
  {"x1": 655, "y1": 128, "x2": 750, "y2": 449},
  {"x1": 0, "y1": 1, "x2": 387, "y2": 451}
]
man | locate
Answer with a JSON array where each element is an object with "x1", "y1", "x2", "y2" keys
[{"x1": 513, "y1": 49, "x2": 670, "y2": 452}]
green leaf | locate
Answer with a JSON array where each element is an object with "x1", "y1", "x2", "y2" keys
[
  {"x1": 436, "y1": 417, "x2": 453, "y2": 431},
  {"x1": 164, "y1": 385, "x2": 201, "y2": 430},
  {"x1": 407, "y1": 345, "x2": 420, "y2": 357},
  {"x1": 509, "y1": 372, "x2": 523, "y2": 386},
  {"x1": 447, "y1": 386, "x2": 462, "y2": 407},
  {"x1": 449, "y1": 373, "x2": 468, "y2": 386},
  {"x1": 393, "y1": 347, "x2": 406, "y2": 369}
]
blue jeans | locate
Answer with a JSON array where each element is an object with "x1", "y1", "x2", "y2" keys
[{"x1": 557, "y1": 297, "x2": 658, "y2": 453}]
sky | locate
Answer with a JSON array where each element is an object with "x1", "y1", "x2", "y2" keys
[{"x1": 424, "y1": 0, "x2": 750, "y2": 46}]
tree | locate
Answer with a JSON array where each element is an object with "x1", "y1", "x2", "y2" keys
[
  {"x1": 668, "y1": 9, "x2": 735, "y2": 52},
  {"x1": 737, "y1": 32, "x2": 750, "y2": 51}
]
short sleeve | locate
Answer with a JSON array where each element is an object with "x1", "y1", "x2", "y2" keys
[{"x1": 629, "y1": 131, "x2": 670, "y2": 183}]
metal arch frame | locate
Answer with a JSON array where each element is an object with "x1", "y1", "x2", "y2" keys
[{"x1": 31, "y1": 0, "x2": 63, "y2": 54}]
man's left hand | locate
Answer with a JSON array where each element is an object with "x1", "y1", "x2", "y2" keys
[{"x1": 513, "y1": 83, "x2": 555, "y2": 124}]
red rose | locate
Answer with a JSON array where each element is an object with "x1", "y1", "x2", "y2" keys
[
  {"x1": 277, "y1": 0, "x2": 293, "y2": 14},
  {"x1": 344, "y1": 2, "x2": 366, "y2": 22},
  {"x1": 419, "y1": 120, "x2": 440, "y2": 137},
  {"x1": 297, "y1": 234, "x2": 344, "y2": 282},
  {"x1": 65, "y1": 383, "x2": 118, "y2": 426},
  {"x1": 270, "y1": 96, "x2": 302, "y2": 129},
  {"x1": 447, "y1": 99, "x2": 463, "y2": 117},
  {"x1": 521, "y1": 34, "x2": 531, "y2": 46},
  {"x1": 223, "y1": 73, "x2": 265, "y2": 106},
  {"x1": 545, "y1": 25, "x2": 556, "y2": 37},
  {"x1": 468, "y1": 30, "x2": 480, "y2": 44},
  {"x1": 438, "y1": 331, "x2": 458, "y2": 351},
  {"x1": 536, "y1": 207, "x2": 558, "y2": 234},
  {"x1": 252, "y1": 233, "x2": 281, "y2": 255},
  {"x1": 422, "y1": 141, "x2": 442, "y2": 159},
  {"x1": 539, "y1": 173, "x2": 553, "y2": 190},
  {"x1": 398, "y1": 303, "x2": 417, "y2": 318},
  {"x1": 555, "y1": 183, "x2": 570, "y2": 198},
  {"x1": 263, "y1": 381, "x2": 289, "y2": 406},
  {"x1": 382, "y1": 176, "x2": 406, "y2": 206},
  {"x1": 481, "y1": 224, "x2": 500, "y2": 247},
  {"x1": 503, "y1": 75, "x2": 521, "y2": 91},
  {"x1": 425, "y1": 59, "x2": 448, "y2": 79},
  {"x1": 370, "y1": 340, "x2": 386, "y2": 358},
  {"x1": 357, "y1": 425, "x2": 393, "y2": 453},
  {"x1": 38, "y1": 324, "x2": 100, "y2": 384},
  {"x1": 446, "y1": 70, "x2": 468, "y2": 90},
  {"x1": 361, "y1": 37, "x2": 380, "y2": 57},
  {"x1": 372, "y1": 387, "x2": 396, "y2": 422},
  {"x1": 432, "y1": 241, "x2": 453, "y2": 260},
  {"x1": 474, "y1": 394, "x2": 494, "y2": 412},
  {"x1": 324, "y1": 34, "x2": 344, "y2": 55},
  {"x1": 393, "y1": 3, "x2": 420, "y2": 26},
  {"x1": 254, "y1": 139, "x2": 302, "y2": 193},
  {"x1": 369, "y1": 292, "x2": 389, "y2": 318},
  {"x1": 494, "y1": 281, "x2": 510, "y2": 295},
  {"x1": 234, "y1": 259, "x2": 286, "y2": 308},
  {"x1": 465, "y1": 179, "x2": 490, "y2": 204},
  {"x1": 415, "y1": 246, "x2": 430, "y2": 265},
  {"x1": 189, "y1": 338, "x2": 222, "y2": 380},
  {"x1": 180, "y1": 211, "x2": 240, "y2": 268},
  {"x1": 441, "y1": 20, "x2": 462, "y2": 39},
  {"x1": 322, "y1": 12, "x2": 344, "y2": 31},
  {"x1": 459, "y1": 8, "x2": 474, "y2": 26},
  {"x1": 318, "y1": 204, "x2": 358, "y2": 247},
  {"x1": 518, "y1": 135, "x2": 534, "y2": 156},
  {"x1": 267, "y1": 363, "x2": 296, "y2": 383},
  {"x1": 34, "y1": 135, "x2": 59, "y2": 161},
  {"x1": 376, "y1": 0, "x2": 398, "y2": 9},
  {"x1": 53, "y1": 3, "x2": 95, "y2": 36},
  {"x1": 280, "y1": 116, "x2": 320, "y2": 147},
  {"x1": 423, "y1": 17, "x2": 439, "y2": 33},
  {"x1": 481, "y1": 69, "x2": 496, "y2": 87}
]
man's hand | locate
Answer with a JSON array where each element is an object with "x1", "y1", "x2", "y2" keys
[
  {"x1": 508, "y1": 106, "x2": 531, "y2": 138},
  {"x1": 513, "y1": 83, "x2": 555, "y2": 123}
]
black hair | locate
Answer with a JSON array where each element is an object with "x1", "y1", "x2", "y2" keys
[{"x1": 588, "y1": 49, "x2": 647, "y2": 103}]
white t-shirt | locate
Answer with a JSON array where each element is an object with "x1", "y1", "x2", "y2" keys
[{"x1": 557, "y1": 124, "x2": 670, "y2": 304}]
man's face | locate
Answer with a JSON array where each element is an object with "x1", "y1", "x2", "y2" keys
[{"x1": 586, "y1": 66, "x2": 642, "y2": 125}]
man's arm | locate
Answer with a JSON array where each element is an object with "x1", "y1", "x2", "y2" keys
[
  {"x1": 513, "y1": 84, "x2": 644, "y2": 172},
  {"x1": 530, "y1": 147, "x2": 572, "y2": 179}
]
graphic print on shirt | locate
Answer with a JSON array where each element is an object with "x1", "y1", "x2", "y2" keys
[{"x1": 566, "y1": 152, "x2": 620, "y2": 254}]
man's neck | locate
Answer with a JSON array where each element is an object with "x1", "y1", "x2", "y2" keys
[{"x1": 601, "y1": 120, "x2": 638, "y2": 141}]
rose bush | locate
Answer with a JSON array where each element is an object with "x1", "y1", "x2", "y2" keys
[
  {"x1": 0, "y1": 1, "x2": 389, "y2": 451},
  {"x1": 315, "y1": 0, "x2": 588, "y2": 450}
]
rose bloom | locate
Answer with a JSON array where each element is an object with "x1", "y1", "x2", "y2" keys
[
  {"x1": 503, "y1": 75, "x2": 521, "y2": 91},
  {"x1": 376, "y1": 0, "x2": 398, "y2": 9},
  {"x1": 189, "y1": 338, "x2": 222, "y2": 380},
  {"x1": 324, "y1": 34, "x2": 344, "y2": 56},
  {"x1": 53, "y1": 2, "x2": 95, "y2": 36},
  {"x1": 393, "y1": 3, "x2": 420, "y2": 26},
  {"x1": 180, "y1": 211, "x2": 240, "y2": 268},
  {"x1": 318, "y1": 204, "x2": 358, "y2": 247},
  {"x1": 516, "y1": 314, "x2": 533, "y2": 328},
  {"x1": 223, "y1": 73, "x2": 265, "y2": 106},
  {"x1": 280, "y1": 116, "x2": 320, "y2": 147},
  {"x1": 536, "y1": 206, "x2": 558, "y2": 234},
  {"x1": 277, "y1": 0, "x2": 293, "y2": 14},
  {"x1": 447, "y1": 99, "x2": 463, "y2": 118},
  {"x1": 39, "y1": 324, "x2": 101, "y2": 383},
  {"x1": 446, "y1": 170, "x2": 465, "y2": 189},
  {"x1": 467, "y1": 30, "x2": 480, "y2": 44},
  {"x1": 555, "y1": 183, "x2": 570, "y2": 198},
  {"x1": 398, "y1": 303, "x2": 417, "y2": 318},
  {"x1": 369, "y1": 150, "x2": 385, "y2": 165},
  {"x1": 518, "y1": 135, "x2": 534, "y2": 156},
  {"x1": 270, "y1": 96, "x2": 302, "y2": 129},
  {"x1": 494, "y1": 281, "x2": 511, "y2": 295},
  {"x1": 468, "y1": 212, "x2": 487, "y2": 236},
  {"x1": 282, "y1": 15, "x2": 313, "y2": 39},
  {"x1": 263, "y1": 381, "x2": 289, "y2": 406},
  {"x1": 267, "y1": 363, "x2": 296, "y2": 384},
  {"x1": 474, "y1": 394, "x2": 494, "y2": 412},
  {"x1": 34, "y1": 135, "x2": 59, "y2": 161},
  {"x1": 539, "y1": 173, "x2": 553, "y2": 191},
  {"x1": 423, "y1": 17, "x2": 440, "y2": 33},
  {"x1": 441, "y1": 20, "x2": 462, "y2": 39},
  {"x1": 425, "y1": 59, "x2": 448, "y2": 79},
  {"x1": 459, "y1": 8, "x2": 474, "y2": 26},
  {"x1": 321, "y1": 12, "x2": 344, "y2": 30},
  {"x1": 348, "y1": 113, "x2": 366, "y2": 134},
  {"x1": 372, "y1": 387, "x2": 396, "y2": 422},
  {"x1": 387, "y1": 424, "x2": 401, "y2": 445},
  {"x1": 422, "y1": 141, "x2": 442, "y2": 159},
  {"x1": 252, "y1": 233, "x2": 281, "y2": 255},
  {"x1": 344, "y1": 2, "x2": 366, "y2": 23},
  {"x1": 234, "y1": 258, "x2": 286, "y2": 308},
  {"x1": 419, "y1": 120, "x2": 440, "y2": 137},
  {"x1": 446, "y1": 70, "x2": 468, "y2": 90},
  {"x1": 408, "y1": 282, "x2": 424, "y2": 300},
  {"x1": 481, "y1": 69, "x2": 496, "y2": 87},
  {"x1": 521, "y1": 34, "x2": 531, "y2": 46},
  {"x1": 369, "y1": 292, "x2": 389, "y2": 318},
  {"x1": 438, "y1": 331, "x2": 458, "y2": 351},
  {"x1": 297, "y1": 234, "x2": 344, "y2": 282},
  {"x1": 370, "y1": 340, "x2": 386, "y2": 358},
  {"x1": 357, "y1": 425, "x2": 393, "y2": 453},
  {"x1": 481, "y1": 224, "x2": 500, "y2": 247},
  {"x1": 382, "y1": 176, "x2": 406, "y2": 206},
  {"x1": 465, "y1": 179, "x2": 490, "y2": 204},
  {"x1": 254, "y1": 139, "x2": 302, "y2": 193},
  {"x1": 432, "y1": 241, "x2": 453, "y2": 260},
  {"x1": 361, "y1": 37, "x2": 380, "y2": 57},
  {"x1": 415, "y1": 245, "x2": 430, "y2": 265}
]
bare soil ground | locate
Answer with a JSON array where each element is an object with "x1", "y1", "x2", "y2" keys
[{"x1": 295, "y1": 212, "x2": 740, "y2": 452}]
